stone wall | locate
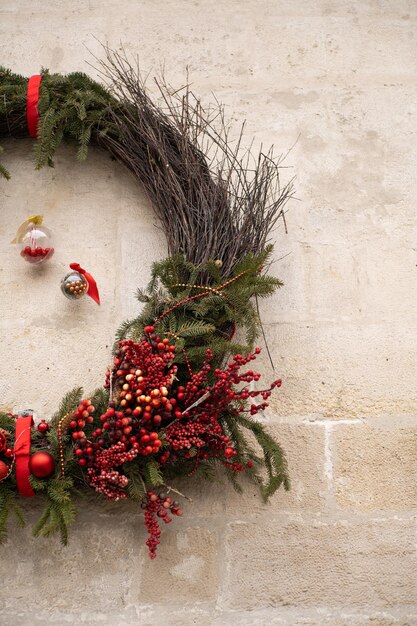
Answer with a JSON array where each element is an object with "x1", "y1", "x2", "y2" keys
[{"x1": 0, "y1": 1, "x2": 416, "y2": 624}]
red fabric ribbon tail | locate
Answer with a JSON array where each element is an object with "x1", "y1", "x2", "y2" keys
[
  {"x1": 15, "y1": 416, "x2": 35, "y2": 497},
  {"x1": 26, "y1": 75, "x2": 42, "y2": 138},
  {"x1": 69, "y1": 263, "x2": 100, "y2": 305},
  {"x1": 85, "y1": 272, "x2": 100, "y2": 305}
]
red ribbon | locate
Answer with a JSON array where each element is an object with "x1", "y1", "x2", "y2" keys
[
  {"x1": 15, "y1": 416, "x2": 35, "y2": 497},
  {"x1": 70, "y1": 263, "x2": 100, "y2": 304},
  {"x1": 26, "y1": 75, "x2": 42, "y2": 138}
]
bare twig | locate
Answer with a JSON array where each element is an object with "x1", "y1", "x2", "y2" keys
[{"x1": 95, "y1": 47, "x2": 294, "y2": 277}]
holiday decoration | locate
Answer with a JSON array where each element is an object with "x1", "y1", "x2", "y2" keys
[
  {"x1": 29, "y1": 452, "x2": 55, "y2": 479},
  {"x1": 61, "y1": 263, "x2": 100, "y2": 304},
  {"x1": 61, "y1": 270, "x2": 88, "y2": 299},
  {"x1": 0, "y1": 50, "x2": 294, "y2": 556},
  {"x1": 14, "y1": 414, "x2": 35, "y2": 497},
  {"x1": 0, "y1": 460, "x2": 9, "y2": 481},
  {"x1": 12, "y1": 215, "x2": 54, "y2": 264},
  {"x1": 26, "y1": 74, "x2": 42, "y2": 138},
  {"x1": 144, "y1": 491, "x2": 183, "y2": 559},
  {"x1": 37, "y1": 420, "x2": 49, "y2": 434}
]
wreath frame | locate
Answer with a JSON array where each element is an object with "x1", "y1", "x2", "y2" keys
[{"x1": 0, "y1": 49, "x2": 292, "y2": 557}]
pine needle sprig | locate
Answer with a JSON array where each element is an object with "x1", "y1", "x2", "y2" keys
[{"x1": 235, "y1": 414, "x2": 290, "y2": 501}]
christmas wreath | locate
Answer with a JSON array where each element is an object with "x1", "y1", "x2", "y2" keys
[{"x1": 0, "y1": 49, "x2": 293, "y2": 557}]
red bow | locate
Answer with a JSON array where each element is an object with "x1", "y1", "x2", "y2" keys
[{"x1": 69, "y1": 263, "x2": 100, "y2": 305}]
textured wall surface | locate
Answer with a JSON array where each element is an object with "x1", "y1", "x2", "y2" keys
[{"x1": 0, "y1": 1, "x2": 416, "y2": 624}]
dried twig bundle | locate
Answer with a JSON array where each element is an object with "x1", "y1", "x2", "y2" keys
[
  {"x1": 97, "y1": 48, "x2": 294, "y2": 276},
  {"x1": 0, "y1": 48, "x2": 293, "y2": 277}
]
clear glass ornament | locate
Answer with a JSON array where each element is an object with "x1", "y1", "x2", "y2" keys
[
  {"x1": 61, "y1": 270, "x2": 88, "y2": 300},
  {"x1": 19, "y1": 222, "x2": 54, "y2": 265}
]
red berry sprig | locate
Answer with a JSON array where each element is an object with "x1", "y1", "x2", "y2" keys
[
  {"x1": 86, "y1": 442, "x2": 139, "y2": 500},
  {"x1": 67, "y1": 399, "x2": 96, "y2": 467},
  {"x1": 143, "y1": 490, "x2": 183, "y2": 559},
  {"x1": 163, "y1": 348, "x2": 282, "y2": 469}
]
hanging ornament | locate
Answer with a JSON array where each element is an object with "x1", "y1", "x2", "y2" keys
[
  {"x1": 37, "y1": 419, "x2": 49, "y2": 434},
  {"x1": 61, "y1": 263, "x2": 100, "y2": 304},
  {"x1": 29, "y1": 451, "x2": 55, "y2": 479},
  {"x1": 0, "y1": 460, "x2": 9, "y2": 481},
  {"x1": 12, "y1": 215, "x2": 54, "y2": 264}
]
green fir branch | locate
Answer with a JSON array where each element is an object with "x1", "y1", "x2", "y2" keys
[
  {"x1": 124, "y1": 463, "x2": 147, "y2": 501},
  {"x1": 235, "y1": 414, "x2": 290, "y2": 500},
  {"x1": 144, "y1": 460, "x2": 164, "y2": 488}
]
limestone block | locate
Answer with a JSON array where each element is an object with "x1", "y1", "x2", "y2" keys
[
  {"x1": 333, "y1": 419, "x2": 417, "y2": 511},
  {"x1": 0, "y1": 607, "x2": 213, "y2": 626},
  {"x1": 257, "y1": 322, "x2": 417, "y2": 419},
  {"x1": 129, "y1": 525, "x2": 219, "y2": 605},
  {"x1": 179, "y1": 422, "x2": 327, "y2": 516},
  {"x1": 221, "y1": 423, "x2": 327, "y2": 517},
  {"x1": 3, "y1": 607, "x2": 417, "y2": 626},
  {"x1": 0, "y1": 505, "x2": 140, "y2": 612},
  {"x1": 222, "y1": 518, "x2": 417, "y2": 610},
  {"x1": 213, "y1": 609, "x2": 417, "y2": 626}
]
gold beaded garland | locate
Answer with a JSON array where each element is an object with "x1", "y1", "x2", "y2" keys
[{"x1": 57, "y1": 413, "x2": 71, "y2": 477}]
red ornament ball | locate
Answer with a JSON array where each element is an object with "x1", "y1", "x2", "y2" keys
[
  {"x1": 29, "y1": 451, "x2": 55, "y2": 478},
  {"x1": 0, "y1": 460, "x2": 9, "y2": 480},
  {"x1": 37, "y1": 419, "x2": 50, "y2": 434}
]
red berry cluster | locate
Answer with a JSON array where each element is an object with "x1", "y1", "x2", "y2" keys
[
  {"x1": 20, "y1": 245, "x2": 54, "y2": 263},
  {"x1": 211, "y1": 349, "x2": 282, "y2": 415},
  {"x1": 67, "y1": 399, "x2": 96, "y2": 466},
  {"x1": 65, "y1": 335, "x2": 179, "y2": 500},
  {"x1": 143, "y1": 490, "x2": 183, "y2": 559},
  {"x1": 166, "y1": 418, "x2": 226, "y2": 454},
  {"x1": 106, "y1": 331, "x2": 176, "y2": 396},
  {"x1": 99, "y1": 405, "x2": 163, "y2": 456},
  {"x1": 164, "y1": 348, "x2": 281, "y2": 470},
  {"x1": 86, "y1": 442, "x2": 138, "y2": 500},
  {"x1": 101, "y1": 334, "x2": 180, "y2": 446},
  {"x1": 59, "y1": 333, "x2": 281, "y2": 557}
]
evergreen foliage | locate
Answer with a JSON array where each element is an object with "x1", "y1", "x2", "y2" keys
[
  {"x1": 117, "y1": 247, "x2": 282, "y2": 370},
  {"x1": 124, "y1": 462, "x2": 146, "y2": 501},
  {"x1": 234, "y1": 414, "x2": 290, "y2": 500},
  {"x1": 0, "y1": 67, "x2": 118, "y2": 178},
  {"x1": 144, "y1": 460, "x2": 164, "y2": 488},
  {"x1": 32, "y1": 478, "x2": 76, "y2": 545}
]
